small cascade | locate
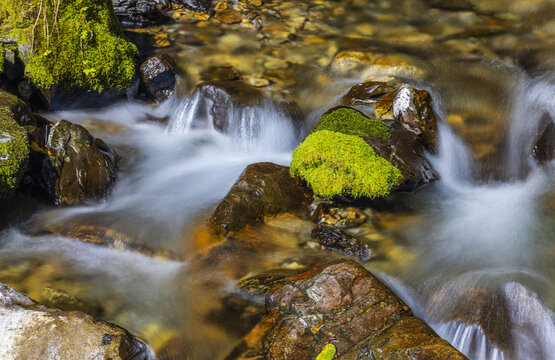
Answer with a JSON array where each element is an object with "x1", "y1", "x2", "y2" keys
[
  {"x1": 436, "y1": 322, "x2": 507, "y2": 360},
  {"x1": 167, "y1": 90, "x2": 299, "y2": 153}
]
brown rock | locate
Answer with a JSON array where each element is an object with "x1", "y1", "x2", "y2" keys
[
  {"x1": 0, "y1": 283, "x2": 153, "y2": 359},
  {"x1": 140, "y1": 54, "x2": 177, "y2": 102},
  {"x1": 209, "y1": 162, "x2": 312, "y2": 235},
  {"x1": 217, "y1": 9, "x2": 243, "y2": 24},
  {"x1": 311, "y1": 225, "x2": 373, "y2": 262},
  {"x1": 226, "y1": 261, "x2": 467, "y2": 360}
]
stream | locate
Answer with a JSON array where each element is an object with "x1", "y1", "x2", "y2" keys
[{"x1": 1, "y1": 0, "x2": 555, "y2": 359}]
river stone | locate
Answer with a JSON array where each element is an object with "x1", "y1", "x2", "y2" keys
[
  {"x1": 311, "y1": 225, "x2": 373, "y2": 262},
  {"x1": 0, "y1": 283, "x2": 153, "y2": 359},
  {"x1": 37, "y1": 120, "x2": 118, "y2": 205},
  {"x1": 216, "y1": 9, "x2": 243, "y2": 24},
  {"x1": 112, "y1": 0, "x2": 170, "y2": 27},
  {"x1": 342, "y1": 82, "x2": 438, "y2": 153},
  {"x1": 176, "y1": 0, "x2": 212, "y2": 13},
  {"x1": 310, "y1": 200, "x2": 367, "y2": 228},
  {"x1": 226, "y1": 261, "x2": 467, "y2": 360},
  {"x1": 140, "y1": 54, "x2": 177, "y2": 102},
  {"x1": 209, "y1": 162, "x2": 313, "y2": 235}
]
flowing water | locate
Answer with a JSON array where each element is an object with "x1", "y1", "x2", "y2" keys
[{"x1": 1, "y1": 0, "x2": 555, "y2": 359}]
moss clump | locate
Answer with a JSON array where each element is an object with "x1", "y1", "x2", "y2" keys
[
  {"x1": 0, "y1": 0, "x2": 138, "y2": 92},
  {"x1": 313, "y1": 107, "x2": 391, "y2": 138},
  {"x1": 290, "y1": 130, "x2": 402, "y2": 199},
  {"x1": 0, "y1": 108, "x2": 29, "y2": 199},
  {"x1": 0, "y1": 45, "x2": 5, "y2": 73}
]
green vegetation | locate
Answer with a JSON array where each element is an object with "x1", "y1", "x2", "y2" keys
[
  {"x1": 290, "y1": 130, "x2": 402, "y2": 199},
  {"x1": 0, "y1": 0, "x2": 138, "y2": 92},
  {"x1": 0, "y1": 108, "x2": 29, "y2": 199},
  {"x1": 315, "y1": 344, "x2": 336, "y2": 360},
  {"x1": 313, "y1": 107, "x2": 391, "y2": 138},
  {"x1": 0, "y1": 45, "x2": 5, "y2": 73}
]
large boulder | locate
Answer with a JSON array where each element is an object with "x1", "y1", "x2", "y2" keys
[
  {"x1": 25, "y1": 119, "x2": 118, "y2": 205},
  {"x1": 139, "y1": 54, "x2": 177, "y2": 102},
  {"x1": 0, "y1": 91, "x2": 30, "y2": 199},
  {"x1": 0, "y1": 283, "x2": 153, "y2": 359},
  {"x1": 209, "y1": 162, "x2": 313, "y2": 235},
  {"x1": 226, "y1": 261, "x2": 467, "y2": 360}
]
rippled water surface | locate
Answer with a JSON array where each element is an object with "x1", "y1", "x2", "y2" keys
[{"x1": 1, "y1": 0, "x2": 554, "y2": 359}]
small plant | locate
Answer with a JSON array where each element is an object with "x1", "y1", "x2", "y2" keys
[
  {"x1": 312, "y1": 107, "x2": 391, "y2": 138},
  {"x1": 290, "y1": 130, "x2": 402, "y2": 199}
]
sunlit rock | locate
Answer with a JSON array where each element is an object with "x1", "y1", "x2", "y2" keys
[
  {"x1": 226, "y1": 261, "x2": 467, "y2": 360},
  {"x1": 0, "y1": 283, "x2": 153, "y2": 359}
]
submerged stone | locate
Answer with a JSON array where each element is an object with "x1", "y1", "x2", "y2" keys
[
  {"x1": 209, "y1": 162, "x2": 313, "y2": 235},
  {"x1": 0, "y1": 283, "x2": 153, "y2": 359},
  {"x1": 226, "y1": 261, "x2": 467, "y2": 360},
  {"x1": 311, "y1": 225, "x2": 373, "y2": 262}
]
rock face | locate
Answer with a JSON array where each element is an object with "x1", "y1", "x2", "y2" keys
[
  {"x1": 25, "y1": 119, "x2": 118, "y2": 205},
  {"x1": 140, "y1": 55, "x2": 177, "y2": 102},
  {"x1": 0, "y1": 90, "x2": 30, "y2": 199},
  {"x1": 226, "y1": 261, "x2": 467, "y2": 360},
  {"x1": 209, "y1": 162, "x2": 312, "y2": 235},
  {"x1": 0, "y1": 283, "x2": 153, "y2": 359},
  {"x1": 112, "y1": 0, "x2": 170, "y2": 27},
  {"x1": 311, "y1": 225, "x2": 373, "y2": 262}
]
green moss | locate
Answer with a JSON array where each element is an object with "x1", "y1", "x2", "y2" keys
[
  {"x1": 0, "y1": 0, "x2": 138, "y2": 92},
  {"x1": 313, "y1": 108, "x2": 391, "y2": 138},
  {"x1": 0, "y1": 109, "x2": 29, "y2": 199},
  {"x1": 290, "y1": 130, "x2": 402, "y2": 199},
  {"x1": 315, "y1": 344, "x2": 336, "y2": 360},
  {"x1": 0, "y1": 45, "x2": 5, "y2": 73}
]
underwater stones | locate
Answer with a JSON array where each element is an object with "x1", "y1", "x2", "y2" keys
[
  {"x1": 226, "y1": 261, "x2": 467, "y2": 360},
  {"x1": 29, "y1": 120, "x2": 117, "y2": 205},
  {"x1": 330, "y1": 50, "x2": 427, "y2": 82},
  {"x1": 216, "y1": 9, "x2": 243, "y2": 24},
  {"x1": 209, "y1": 162, "x2": 312, "y2": 235},
  {"x1": 311, "y1": 225, "x2": 373, "y2": 262},
  {"x1": 0, "y1": 283, "x2": 153, "y2": 360},
  {"x1": 140, "y1": 54, "x2": 177, "y2": 101},
  {"x1": 112, "y1": 0, "x2": 170, "y2": 27},
  {"x1": 310, "y1": 200, "x2": 367, "y2": 228}
]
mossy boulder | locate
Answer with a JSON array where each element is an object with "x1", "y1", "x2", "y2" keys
[
  {"x1": 313, "y1": 107, "x2": 391, "y2": 138},
  {"x1": 0, "y1": 90, "x2": 31, "y2": 199},
  {"x1": 290, "y1": 130, "x2": 402, "y2": 199},
  {"x1": 0, "y1": 0, "x2": 138, "y2": 92},
  {"x1": 0, "y1": 108, "x2": 29, "y2": 199}
]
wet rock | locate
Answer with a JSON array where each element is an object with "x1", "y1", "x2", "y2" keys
[
  {"x1": 189, "y1": 80, "x2": 302, "y2": 133},
  {"x1": 363, "y1": 119, "x2": 439, "y2": 191},
  {"x1": 310, "y1": 200, "x2": 367, "y2": 228},
  {"x1": 25, "y1": 120, "x2": 117, "y2": 205},
  {"x1": 176, "y1": 0, "x2": 212, "y2": 13},
  {"x1": 0, "y1": 283, "x2": 153, "y2": 359},
  {"x1": 112, "y1": 0, "x2": 170, "y2": 27},
  {"x1": 0, "y1": 90, "x2": 30, "y2": 199},
  {"x1": 226, "y1": 261, "x2": 467, "y2": 360},
  {"x1": 532, "y1": 116, "x2": 554, "y2": 164},
  {"x1": 311, "y1": 225, "x2": 373, "y2": 262},
  {"x1": 0, "y1": 88, "x2": 36, "y2": 126},
  {"x1": 140, "y1": 54, "x2": 177, "y2": 102},
  {"x1": 216, "y1": 9, "x2": 243, "y2": 24},
  {"x1": 209, "y1": 162, "x2": 312, "y2": 235},
  {"x1": 342, "y1": 82, "x2": 438, "y2": 152}
]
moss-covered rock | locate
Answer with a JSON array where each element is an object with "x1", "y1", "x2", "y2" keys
[
  {"x1": 312, "y1": 107, "x2": 391, "y2": 138},
  {"x1": 290, "y1": 130, "x2": 402, "y2": 199},
  {"x1": 0, "y1": 45, "x2": 5, "y2": 74},
  {"x1": 0, "y1": 0, "x2": 138, "y2": 92},
  {"x1": 0, "y1": 93, "x2": 30, "y2": 199}
]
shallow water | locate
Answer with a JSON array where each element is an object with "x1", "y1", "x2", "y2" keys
[{"x1": 1, "y1": 0, "x2": 555, "y2": 359}]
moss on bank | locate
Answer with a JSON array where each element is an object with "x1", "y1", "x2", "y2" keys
[
  {"x1": 0, "y1": 0, "x2": 138, "y2": 92},
  {"x1": 290, "y1": 130, "x2": 402, "y2": 199},
  {"x1": 0, "y1": 45, "x2": 5, "y2": 73},
  {"x1": 313, "y1": 107, "x2": 391, "y2": 138},
  {"x1": 0, "y1": 108, "x2": 29, "y2": 199}
]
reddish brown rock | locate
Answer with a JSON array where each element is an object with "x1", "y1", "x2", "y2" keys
[
  {"x1": 226, "y1": 261, "x2": 467, "y2": 360},
  {"x1": 209, "y1": 162, "x2": 312, "y2": 235}
]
